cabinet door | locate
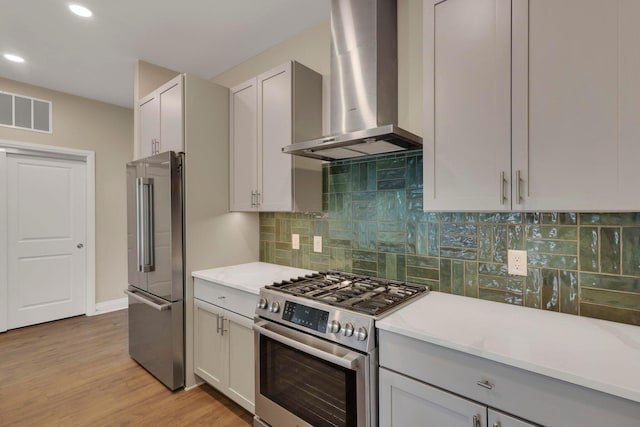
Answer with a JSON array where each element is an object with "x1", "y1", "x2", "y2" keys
[
  {"x1": 159, "y1": 77, "x2": 183, "y2": 154},
  {"x1": 139, "y1": 96, "x2": 159, "y2": 159},
  {"x1": 230, "y1": 78, "x2": 258, "y2": 211},
  {"x1": 512, "y1": 0, "x2": 640, "y2": 210},
  {"x1": 423, "y1": 0, "x2": 512, "y2": 211},
  {"x1": 258, "y1": 63, "x2": 293, "y2": 212},
  {"x1": 194, "y1": 299, "x2": 226, "y2": 389},
  {"x1": 380, "y1": 368, "x2": 487, "y2": 427},
  {"x1": 225, "y1": 310, "x2": 255, "y2": 413},
  {"x1": 488, "y1": 409, "x2": 539, "y2": 427}
]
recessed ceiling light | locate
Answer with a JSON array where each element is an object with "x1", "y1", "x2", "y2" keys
[
  {"x1": 4, "y1": 53, "x2": 25, "y2": 63},
  {"x1": 69, "y1": 4, "x2": 93, "y2": 18}
]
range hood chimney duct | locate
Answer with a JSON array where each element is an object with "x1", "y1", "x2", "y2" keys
[{"x1": 282, "y1": 0, "x2": 422, "y2": 161}]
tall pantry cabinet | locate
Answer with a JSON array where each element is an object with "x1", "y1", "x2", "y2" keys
[
  {"x1": 229, "y1": 61, "x2": 323, "y2": 212},
  {"x1": 423, "y1": 0, "x2": 640, "y2": 211}
]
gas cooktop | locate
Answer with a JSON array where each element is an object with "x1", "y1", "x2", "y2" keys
[{"x1": 265, "y1": 271, "x2": 428, "y2": 317}]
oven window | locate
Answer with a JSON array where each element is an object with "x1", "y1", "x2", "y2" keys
[{"x1": 260, "y1": 335, "x2": 358, "y2": 427}]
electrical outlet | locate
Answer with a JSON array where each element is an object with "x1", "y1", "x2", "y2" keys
[
  {"x1": 291, "y1": 234, "x2": 300, "y2": 250},
  {"x1": 508, "y1": 249, "x2": 528, "y2": 276},
  {"x1": 313, "y1": 236, "x2": 322, "y2": 253}
]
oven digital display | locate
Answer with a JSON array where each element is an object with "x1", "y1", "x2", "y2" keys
[{"x1": 282, "y1": 301, "x2": 329, "y2": 333}]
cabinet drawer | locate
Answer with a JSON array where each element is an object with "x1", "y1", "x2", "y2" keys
[
  {"x1": 194, "y1": 278, "x2": 257, "y2": 318},
  {"x1": 379, "y1": 330, "x2": 640, "y2": 427}
]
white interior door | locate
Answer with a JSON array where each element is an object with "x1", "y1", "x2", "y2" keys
[{"x1": 7, "y1": 154, "x2": 86, "y2": 329}]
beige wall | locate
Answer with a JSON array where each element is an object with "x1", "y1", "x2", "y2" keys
[
  {"x1": 212, "y1": 0, "x2": 423, "y2": 136},
  {"x1": 135, "y1": 60, "x2": 180, "y2": 100},
  {"x1": 0, "y1": 77, "x2": 132, "y2": 303},
  {"x1": 212, "y1": 20, "x2": 331, "y2": 88}
]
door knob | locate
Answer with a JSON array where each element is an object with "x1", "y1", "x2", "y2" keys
[{"x1": 77, "y1": 243, "x2": 84, "y2": 249}]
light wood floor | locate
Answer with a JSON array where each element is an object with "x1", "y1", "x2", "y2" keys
[{"x1": 0, "y1": 309, "x2": 253, "y2": 427}]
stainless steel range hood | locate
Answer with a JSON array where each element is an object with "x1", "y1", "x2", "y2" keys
[{"x1": 282, "y1": 0, "x2": 422, "y2": 161}]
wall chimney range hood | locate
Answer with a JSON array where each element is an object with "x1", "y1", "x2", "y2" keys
[{"x1": 282, "y1": 0, "x2": 422, "y2": 161}]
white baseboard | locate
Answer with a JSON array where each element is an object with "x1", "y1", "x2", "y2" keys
[
  {"x1": 185, "y1": 380, "x2": 205, "y2": 391},
  {"x1": 92, "y1": 297, "x2": 128, "y2": 315}
]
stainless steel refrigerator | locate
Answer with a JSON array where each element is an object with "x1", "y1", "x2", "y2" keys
[{"x1": 125, "y1": 151, "x2": 184, "y2": 390}]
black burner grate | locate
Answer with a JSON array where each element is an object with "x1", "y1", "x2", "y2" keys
[{"x1": 266, "y1": 271, "x2": 428, "y2": 316}]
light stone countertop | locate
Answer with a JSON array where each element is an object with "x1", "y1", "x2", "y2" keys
[
  {"x1": 377, "y1": 291, "x2": 640, "y2": 403},
  {"x1": 192, "y1": 262, "x2": 316, "y2": 295}
]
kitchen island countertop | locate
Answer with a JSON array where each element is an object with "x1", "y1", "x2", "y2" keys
[
  {"x1": 192, "y1": 262, "x2": 316, "y2": 295},
  {"x1": 377, "y1": 291, "x2": 640, "y2": 404}
]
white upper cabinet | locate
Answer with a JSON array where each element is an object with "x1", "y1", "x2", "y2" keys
[
  {"x1": 424, "y1": 0, "x2": 640, "y2": 211},
  {"x1": 512, "y1": 0, "x2": 640, "y2": 211},
  {"x1": 424, "y1": 0, "x2": 512, "y2": 212},
  {"x1": 259, "y1": 64, "x2": 294, "y2": 212},
  {"x1": 139, "y1": 93, "x2": 159, "y2": 159},
  {"x1": 138, "y1": 75, "x2": 184, "y2": 159},
  {"x1": 230, "y1": 61, "x2": 323, "y2": 212},
  {"x1": 230, "y1": 78, "x2": 259, "y2": 211}
]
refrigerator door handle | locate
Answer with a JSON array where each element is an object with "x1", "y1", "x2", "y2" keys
[
  {"x1": 146, "y1": 178, "x2": 155, "y2": 271},
  {"x1": 124, "y1": 289, "x2": 171, "y2": 311},
  {"x1": 136, "y1": 177, "x2": 144, "y2": 272},
  {"x1": 137, "y1": 177, "x2": 155, "y2": 272}
]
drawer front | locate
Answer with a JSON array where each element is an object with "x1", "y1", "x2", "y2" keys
[
  {"x1": 379, "y1": 330, "x2": 640, "y2": 427},
  {"x1": 194, "y1": 278, "x2": 257, "y2": 318}
]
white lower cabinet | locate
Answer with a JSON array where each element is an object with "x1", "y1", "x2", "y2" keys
[
  {"x1": 194, "y1": 298, "x2": 255, "y2": 413},
  {"x1": 380, "y1": 368, "x2": 536, "y2": 427},
  {"x1": 488, "y1": 408, "x2": 537, "y2": 427},
  {"x1": 379, "y1": 330, "x2": 640, "y2": 427},
  {"x1": 380, "y1": 368, "x2": 487, "y2": 426}
]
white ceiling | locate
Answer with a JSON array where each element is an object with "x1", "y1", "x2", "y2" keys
[{"x1": 0, "y1": 0, "x2": 330, "y2": 108}]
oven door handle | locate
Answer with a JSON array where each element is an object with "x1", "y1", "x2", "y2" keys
[{"x1": 253, "y1": 321, "x2": 363, "y2": 370}]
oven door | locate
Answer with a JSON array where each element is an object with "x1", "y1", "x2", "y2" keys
[{"x1": 254, "y1": 319, "x2": 372, "y2": 427}]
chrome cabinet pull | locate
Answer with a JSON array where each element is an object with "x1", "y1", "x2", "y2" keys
[
  {"x1": 473, "y1": 414, "x2": 481, "y2": 427},
  {"x1": 500, "y1": 171, "x2": 507, "y2": 205},
  {"x1": 216, "y1": 314, "x2": 223, "y2": 334},
  {"x1": 477, "y1": 379, "x2": 494, "y2": 390},
  {"x1": 221, "y1": 318, "x2": 228, "y2": 336},
  {"x1": 250, "y1": 190, "x2": 261, "y2": 208},
  {"x1": 516, "y1": 169, "x2": 523, "y2": 204}
]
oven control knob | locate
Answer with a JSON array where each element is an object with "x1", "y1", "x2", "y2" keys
[
  {"x1": 328, "y1": 320, "x2": 341, "y2": 334},
  {"x1": 257, "y1": 298, "x2": 268, "y2": 310},
  {"x1": 269, "y1": 301, "x2": 280, "y2": 313},
  {"x1": 355, "y1": 327, "x2": 368, "y2": 341},
  {"x1": 342, "y1": 323, "x2": 354, "y2": 337}
]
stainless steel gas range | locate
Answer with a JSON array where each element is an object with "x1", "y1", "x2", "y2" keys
[{"x1": 253, "y1": 272, "x2": 428, "y2": 427}]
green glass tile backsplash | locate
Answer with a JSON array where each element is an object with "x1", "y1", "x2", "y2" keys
[{"x1": 259, "y1": 152, "x2": 640, "y2": 326}]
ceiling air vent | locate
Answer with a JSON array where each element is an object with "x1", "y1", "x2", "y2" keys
[{"x1": 0, "y1": 91, "x2": 52, "y2": 133}]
